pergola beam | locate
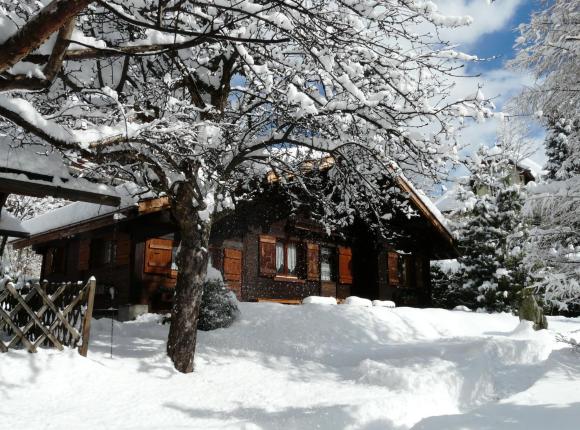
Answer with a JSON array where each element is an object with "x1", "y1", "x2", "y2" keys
[{"x1": 0, "y1": 175, "x2": 120, "y2": 207}]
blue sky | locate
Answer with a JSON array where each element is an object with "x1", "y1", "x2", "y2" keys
[
  {"x1": 466, "y1": 2, "x2": 539, "y2": 72},
  {"x1": 420, "y1": 1, "x2": 548, "y2": 196},
  {"x1": 432, "y1": 1, "x2": 547, "y2": 177}
]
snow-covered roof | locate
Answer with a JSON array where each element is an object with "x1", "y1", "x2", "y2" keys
[
  {"x1": 397, "y1": 175, "x2": 454, "y2": 242},
  {"x1": 0, "y1": 209, "x2": 29, "y2": 237},
  {"x1": 0, "y1": 142, "x2": 120, "y2": 206},
  {"x1": 518, "y1": 158, "x2": 544, "y2": 180},
  {"x1": 1, "y1": 142, "x2": 71, "y2": 176},
  {"x1": 477, "y1": 147, "x2": 543, "y2": 181},
  {"x1": 20, "y1": 183, "x2": 141, "y2": 237},
  {"x1": 435, "y1": 185, "x2": 463, "y2": 213},
  {"x1": 14, "y1": 163, "x2": 454, "y2": 250}
]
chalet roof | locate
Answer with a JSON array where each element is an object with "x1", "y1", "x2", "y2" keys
[
  {"x1": 518, "y1": 158, "x2": 544, "y2": 181},
  {"x1": 10, "y1": 145, "x2": 455, "y2": 252},
  {"x1": 0, "y1": 143, "x2": 120, "y2": 206},
  {"x1": 395, "y1": 175, "x2": 453, "y2": 245},
  {"x1": 19, "y1": 183, "x2": 143, "y2": 237},
  {"x1": 0, "y1": 209, "x2": 29, "y2": 238},
  {"x1": 266, "y1": 155, "x2": 454, "y2": 245},
  {"x1": 435, "y1": 184, "x2": 463, "y2": 214}
]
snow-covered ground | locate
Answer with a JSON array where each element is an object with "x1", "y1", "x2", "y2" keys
[{"x1": 1, "y1": 303, "x2": 579, "y2": 430}]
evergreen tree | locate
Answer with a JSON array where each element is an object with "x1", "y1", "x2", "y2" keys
[
  {"x1": 450, "y1": 147, "x2": 529, "y2": 312},
  {"x1": 455, "y1": 188, "x2": 527, "y2": 312},
  {"x1": 197, "y1": 279, "x2": 240, "y2": 331},
  {"x1": 544, "y1": 117, "x2": 580, "y2": 180}
]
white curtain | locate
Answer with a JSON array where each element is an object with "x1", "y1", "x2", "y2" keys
[
  {"x1": 276, "y1": 242, "x2": 284, "y2": 272},
  {"x1": 171, "y1": 243, "x2": 181, "y2": 270},
  {"x1": 287, "y1": 243, "x2": 297, "y2": 274}
]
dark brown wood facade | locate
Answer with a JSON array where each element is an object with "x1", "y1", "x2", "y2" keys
[{"x1": 14, "y1": 189, "x2": 456, "y2": 317}]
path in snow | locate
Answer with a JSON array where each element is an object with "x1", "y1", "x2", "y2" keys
[{"x1": 1, "y1": 304, "x2": 579, "y2": 430}]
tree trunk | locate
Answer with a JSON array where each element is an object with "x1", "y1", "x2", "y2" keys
[
  {"x1": 166, "y1": 183, "x2": 210, "y2": 373},
  {"x1": 0, "y1": 235, "x2": 7, "y2": 260}
]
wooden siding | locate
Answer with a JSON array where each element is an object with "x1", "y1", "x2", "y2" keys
[{"x1": 32, "y1": 201, "x2": 437, "y2": 313}]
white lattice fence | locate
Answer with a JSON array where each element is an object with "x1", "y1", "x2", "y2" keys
[{"x1": 0, "y1": 277, "x2": 96, "y2": 356}]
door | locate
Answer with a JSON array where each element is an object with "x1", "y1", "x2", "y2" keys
[{"x1": 223, "y1": 248, "x2": 242, "y2": 299}]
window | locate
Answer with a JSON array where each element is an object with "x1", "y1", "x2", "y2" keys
[
  {"x1": 46, "y1": 246, "x2": 66, "y2": 275},
  {"x1": 393, "y1": 254, "x2": 414, "y2": 288},
  {"x1": 171, "y1": 243, "x2": 180, "y2": 271},
  {"x1": 91, "y1": 238, "x2": 117, "y2": 268},
  {"x1": 320, "y1": 246, "x2": 336, "y2": 281},
  {"x1": 276, "y1": 241, "x2": 298, "y2": 277},
  {"x1": 398, "y1": 255, "x2": 406, "y2": 285},
  {"x1": 103, "y1": 240, "x2": 117, "y2": 265}
]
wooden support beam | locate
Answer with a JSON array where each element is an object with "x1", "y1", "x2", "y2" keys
[{"x1": 0, "y1": 175, "x2": 120, "y2": 206}]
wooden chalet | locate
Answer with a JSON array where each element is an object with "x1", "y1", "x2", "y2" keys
[{"x1": 12, "y1": 177, "x2": 457, "y2": 319}]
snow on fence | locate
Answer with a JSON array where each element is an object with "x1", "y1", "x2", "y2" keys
[{"x1": 0, "y1": 278, "x2": 96, "y2": 355}]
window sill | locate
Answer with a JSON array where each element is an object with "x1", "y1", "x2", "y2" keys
[{"x1": 274, "y1": 275, "x2": 305, "y2": 284}]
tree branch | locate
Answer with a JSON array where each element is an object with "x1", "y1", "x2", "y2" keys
[{"x1": 0, "y1": 0, "x2": 94, "y2": 73}]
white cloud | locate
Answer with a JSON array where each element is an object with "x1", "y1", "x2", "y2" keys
[
  {"x1": 453, "y1": 67, "x2": 535, "y2": 110},
  {"x1": 450, "y1": 68, "x2": 546, "y2": 165},
  {"x1": 434, "y1": 0, "x2": 523, "y2": 46}
]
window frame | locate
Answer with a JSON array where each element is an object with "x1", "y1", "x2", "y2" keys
[
  {"x1": 275, "y1": 239, "x2": 300, "y2": 279},
  {"x1": 46, "y1": 245, "x2": 67, "y2": 275},
  {"x1": 103, "y1": 239, "x2": 117, "y2": 266},
  {"x1": 319, "y1": 245, "x2": 337, "y2": 282},
  {"x1": 90, "y1": 237, "x2": 117, "y2": 269}
]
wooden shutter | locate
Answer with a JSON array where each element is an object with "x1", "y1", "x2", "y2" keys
[
  {"x1": 223, "y1": 248, "x2": 242, "y2": 282},
  {"x1": 388, "y1": 251, "x2": 399, "y2": 286},
  {"x1": 116, "y1": 234, "x2": 131, "y2": 266},
  {"x1": 144, "y1": 238, "x2": 173, "y2": 275},
  {"x1": 338, "y1": 246, "x2": 353, "y2": 284},
  {"x1": 78, "y1": 239, "x2": 91, "y2": 271},
  {"x1": 259, "y1": 235, "x2": 277, "y2": 277},
  {"x1": 306, "y1": 242, "x2": 320, "y2": 281}
]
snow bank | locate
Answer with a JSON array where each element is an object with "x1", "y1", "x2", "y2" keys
[
  {"x1": 2, "y1": 305, "x2": 579, "y2": 430},
  {"x1": 205, "y1": 263, "x2": 223, "y2": 281},
  {"x1": 344, "y1": 296, "x2": 372, "y2": 307},
  {"x1": 302, "y1": 296, "x2": 337, "y2": 305},
  {"x1": 453, "y1": 305, "x2": 472, "y2": 312},
  {"x1": 373, "y1": 300, "x2": 396, "y2": 308}
]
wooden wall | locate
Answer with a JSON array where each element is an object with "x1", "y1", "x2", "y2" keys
[
  {"x1": 35, "y1": 205, "x2": 436, "y2": 312},
  {"x1": 39, "y1": 226, "x2": 134, "y2": 314}
]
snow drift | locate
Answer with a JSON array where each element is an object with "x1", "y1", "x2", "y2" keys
[{"x1": 1, "y1": 304, "x2": 579, "y2": 430}]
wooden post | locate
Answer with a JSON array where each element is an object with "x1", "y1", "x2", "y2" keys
[
  {"x1": 0, "y1": 192, "x2": 8, "y2": 259},
  {"x1": 78, "y1": 277, "x2": 96, "y2": 357}
]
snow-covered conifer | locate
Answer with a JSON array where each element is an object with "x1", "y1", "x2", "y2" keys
[{"x1": 451, "y1": 146, "x2": 529, "y2": 312}]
